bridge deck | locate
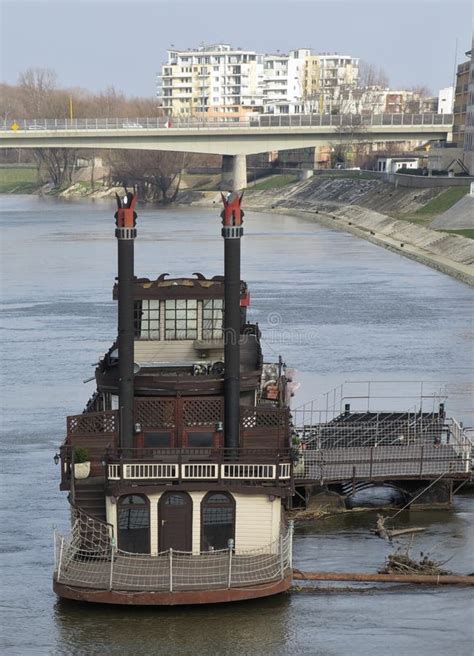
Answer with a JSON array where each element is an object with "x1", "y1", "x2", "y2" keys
[{"x1": 294, "y1": 443, "x2": 470, "y2": 484}]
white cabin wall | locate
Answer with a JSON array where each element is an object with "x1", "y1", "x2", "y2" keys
[
  {"x1": 190, "y1": 491, "x2": 206, "y2": 554},
  {"x1": 108, "y1": 490, "x2": 282, "y2": 555},
  {"x1": 134, "y1": 340, "x2": 224, "y2": 365},
  {"x1": 234, "y1": 494, "x2": 281, "y2": 551}
]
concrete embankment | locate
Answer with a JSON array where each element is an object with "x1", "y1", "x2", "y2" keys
[{"x1": 240, "y1": 178, "x2": 474, "y2": 286}]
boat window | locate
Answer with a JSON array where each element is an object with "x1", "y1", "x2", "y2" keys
[
  {"x1": 164, "y1": 494, "x2": 187, "y2": 506},
  {"x1": 143, "y1": 431, "x2": 173, "y2": 448},
  {"x1": 187, "y1": 431, "x2": 214, "y2": 448},
  {"x1": 165, "y1": 299, "x2": 198, "y2": 340},
  {"x1": 134, "y1": 299, "x2": 160, "y2": 339},
  {"x1": 202, "y1": 299, "x2": 224, "y2": 340},
  {"x1": 201, "y1": 492, "x2": 235, "y2": 551},
  {"x1": 118, "y1": 494, "x2": 150, "y2": 553}
]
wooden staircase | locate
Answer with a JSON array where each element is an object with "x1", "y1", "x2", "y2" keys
[{"x1": 73, "y1": 477, "x2": 106, "y2": 521}]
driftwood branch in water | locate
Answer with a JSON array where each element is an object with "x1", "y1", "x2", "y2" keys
[
  {"x1": 389, "y1": 527, "x2": 426, "y2": 538},
  {"x1": 373, "y1": 514, "x2": 426, "y2": 540}
]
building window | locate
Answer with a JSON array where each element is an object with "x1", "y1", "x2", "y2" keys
[
  {"x1": 202, "y1": 299, "x2": 223, "y2": 339},
  {"x1": 118, "y1": 495, "x2": 150, "y2": 553},
  {"x1": 134, "y1": 299, "x2": 160, "y2": 339},
  {"x1": 143, "y1": 431, "x2": 173, "y2": 448},
  {"x1": 165, "y1": 299, "x2": 198, "y2": 340},
  {"x1": 186, "y1": 431, "x2": 215, "y2": 448},
  {"x1": 201, "y1": 492, "x2": 235, "y2": 550}
]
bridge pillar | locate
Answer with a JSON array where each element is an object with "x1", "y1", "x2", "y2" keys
[
  {"x1": 221, "y1": 154, "x2": 247, "y2": 191},
  {"x1": 298, "y1": 168, "x2": 313, "y2": 181}
]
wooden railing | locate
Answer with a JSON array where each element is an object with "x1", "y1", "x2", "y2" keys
[{"x1": 105, "y1": 447, "x2": 292, "y2": 485}]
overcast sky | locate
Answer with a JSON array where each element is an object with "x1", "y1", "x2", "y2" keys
[{"x1": 1, "y1": 0, "x2": 472, "y2": 98}]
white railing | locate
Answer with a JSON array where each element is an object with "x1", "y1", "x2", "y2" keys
[
  {"x1": 293, "y1": 444, "x2": 471, "y2": 482},
  {"x1": 125, "y1": 463, "x2": 178, "y2": 480},
  {"x1": 108, "y1": 461, "x2": 291, "y2": 482},
  {"x1": 221, "y1": 463, "x2": 276, "y2": 480},
  {"x1": 448, "y1": 418, "x2": 473, "y2": 472},
  {"x1": 182, "y1": 463, "x2": 219, "y2": 480},
  {"x1": 279, "y1": 463, "x2": 292, "y2": 479},
  {"x1": 0, "y1": 113, "x2": 453, "y2": 133},
  {"x1": 54, "y1": 510, "x2": 294, "y2": 593}
]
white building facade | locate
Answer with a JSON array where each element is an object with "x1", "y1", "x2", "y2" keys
[
  {"x1": 438, "y1": 86, "x2": 454, "y2": 114},
  {"x1": 158, "y1": 44, "x2": 264, "y2": 118},
  {"x1": 157, "y1": 45, "x2": 360, "y2": 117}
]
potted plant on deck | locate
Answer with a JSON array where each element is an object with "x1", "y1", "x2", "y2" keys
[{"x1": 74, "y1": 447, "x2": 91, "y2": 479}]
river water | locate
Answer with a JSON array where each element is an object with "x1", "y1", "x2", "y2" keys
[{"x1": 0, "y1": 195, "x2": 473, "y2": 655}]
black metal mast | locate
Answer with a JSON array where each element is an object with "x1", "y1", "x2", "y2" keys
[
  {"x1": 221, "y1": 193, "x2": 244, "y2": 451},
  {"x1": 114, "y1": 191, "x2": 137, "y2": 450}
]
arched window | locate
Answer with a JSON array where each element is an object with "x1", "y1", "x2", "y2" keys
[
  {"x1": 118, "y1": 494, "x2": 150, "y2": 554},
  {"x1": 201, "y1": 492, "x2": 235, "y2": 551}
]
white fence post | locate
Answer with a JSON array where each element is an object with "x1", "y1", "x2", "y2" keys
[
  {"x1": 109, "y1": 538, "x2": 116, "y2": 590},
  {"x1": 57, "y1": 536, "x2": 64, "y2": 581},
  {"x1": 227, "y1": 538, "x2": 234, "y2": 588},
  {"x1": 169, "y1": 548, "x2": 173, "y2": 592},
  {"x1": 53, "y1": 527, "x2": 57, "y2": 572},
  {"x1": 288, "y1": 520, "x2": 294, "y2": 569},
  {"x1": 279, "y1": 534, "x2": 284, "y2": 579}
]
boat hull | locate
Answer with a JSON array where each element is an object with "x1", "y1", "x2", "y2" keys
[{"x1": 53, "y1": 573, "x2": 292, "y2": 605}]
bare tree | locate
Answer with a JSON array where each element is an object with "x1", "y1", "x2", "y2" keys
[
  {"x1": 358, "y1": 61, "x2": 390, "y2": 88},
  {"x1": 329, "y1": 123, "x2": 369, "y2": 167},
  {"x1": 108, "y1": 150, "x2": 191, "y2": 203},
  {"x1": 404, "y1": 85, "x2": 432, "y2": 113}
]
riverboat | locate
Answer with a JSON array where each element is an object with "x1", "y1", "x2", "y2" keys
[{"x1": 53, "y1": 192, "x2": 294, "y2": 605}]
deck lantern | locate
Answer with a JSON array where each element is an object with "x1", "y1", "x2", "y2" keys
[{"x1": 53, "y1": 453, "x2": 60, "y2": 465}]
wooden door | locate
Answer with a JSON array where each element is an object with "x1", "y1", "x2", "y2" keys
[{"x1": 159, "y1": 492, "x2": 192, "y2": 552}]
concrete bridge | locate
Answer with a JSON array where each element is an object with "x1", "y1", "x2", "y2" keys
[{"x1": 0, "y1": 113, "x2": 453, "y2": 190}]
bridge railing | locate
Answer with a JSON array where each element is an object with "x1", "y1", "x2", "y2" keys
[
  {"x1": 293, "y1": 443, "x2": 470, "y2": 482},
  {"x1": 0, "y1": 113, "x2": 453, "y2": 132}
]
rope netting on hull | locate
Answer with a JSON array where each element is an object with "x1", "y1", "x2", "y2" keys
[{"x1": 54, "y1": 509, "x2": 293, "y2": 592}]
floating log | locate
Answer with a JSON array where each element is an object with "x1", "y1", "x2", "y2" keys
[
  {"x1": 292, "y1": 570, "x2": 474, "y2": 585},
  {"x1": 388, "y1": 527, "x2": 426, "y2": 538}
]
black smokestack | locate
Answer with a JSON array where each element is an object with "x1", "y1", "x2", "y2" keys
[
  {"x1": 114, "y1": 191, "x2": 137, "y2": 450},
  {"x1": 221, "y1": 192, "x2": 244, "y2": 452}
]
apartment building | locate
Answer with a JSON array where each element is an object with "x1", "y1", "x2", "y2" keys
[
  {"x1": 453, "y1": 55, "x2": 470, "y2": 145},
  {"x1": 438, "y1": 86, "x2": 454, "y2": 114},
  {"x1": 157, "y1": 44, "x2": 264, "y2": 118},
  {"x1": 157, "y1": 45, "x2": 359, "y2": 117},
  {"x1": 302, "y1": 54, "x2": 359, "y2": 113},
  {"x1": 263, "y1": 49, "x2": 310, "y2": 114},
  {"x1": 463, "y1": 44, "x2": 474, "y2": 174}
]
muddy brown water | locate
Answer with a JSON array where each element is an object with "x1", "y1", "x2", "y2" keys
[{"x1": 1, "y1": 196, "x2": 473, "y2": 655}]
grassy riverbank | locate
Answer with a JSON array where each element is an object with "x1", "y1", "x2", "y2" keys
[{"x1": 0, "y1": 165, "x2": 40, "y2": 193}]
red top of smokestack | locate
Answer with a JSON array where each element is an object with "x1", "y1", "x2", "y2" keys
[
  {"x1": 221, "y1": 192, "x2": 244, "y2": 227},
  {"x1": 115, "y1": 191, "x2": 138, "y2": 229}
]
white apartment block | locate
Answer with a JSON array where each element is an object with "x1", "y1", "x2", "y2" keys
[
  {"x1": 157, "y1": 44, "x2": 264, "y2": 118},
  {"x1": 438, "y1": 86, "x2": 454, "y2": 114},
  {"x1": 263, "y1": 49, "x2": 310, "y2": 115},
  {"x1": 157, "y1": 45, "x2": 359, "y2": 117}
]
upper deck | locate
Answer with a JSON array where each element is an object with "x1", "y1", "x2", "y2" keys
[{"x1": 96, "y1": 274, "x2": 266, "y2": 396}]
